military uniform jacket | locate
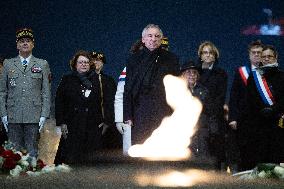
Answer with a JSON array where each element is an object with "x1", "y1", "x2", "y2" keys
[{"x1": 0, "y1": 56, "x2": 51, "y2": 123}]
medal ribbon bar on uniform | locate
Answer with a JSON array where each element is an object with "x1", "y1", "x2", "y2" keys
[
  {"x1": 238, "y1": 66, "x2": 250, "y2": 85},
  {"x1": 118, "y1": 67, "x2": 126, "y2": 82},
  {"x1": 252, "y1": 70, "x2": 275, "y2": 106}
]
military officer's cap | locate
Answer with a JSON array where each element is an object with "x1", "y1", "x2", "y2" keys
[
  {"x1": 91, "y1": 51, "x2": 106, "y2": 64},
  {"x1": 161, "y1": 37, "x2": 169, "y2": 50},
  {"x1": 16, "y1": 28, "x2": 34, "y2": 43}
]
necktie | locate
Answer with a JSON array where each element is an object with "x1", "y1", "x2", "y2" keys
[{"x1": 23, "y1": 59, "x2": 27, "y2": 71}]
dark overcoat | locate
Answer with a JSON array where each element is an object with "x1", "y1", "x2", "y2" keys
[
  {"x1": 245, "y1": 66, "x2": 284, "y2": 164},
  {"x1": 197, "y1": 60, "x2": 228, "y2": 164},
  {"x1": 123, "y1": 47, "x2": 179, "y2": 144},
  {"x1": 198, "y1": 62, "x2": 227, "y2": 131},
  {"x1": 54, "y1": 71, "x2": 103, "y2": 164},
  {"x1": 229, "y1": 65, "x2": 251, "y2": 126},
  {"x1": 99, "y1": 72, "x2": 122, "y2": 149},
  {"x1": 190, "y1": 83, "x2": 218, "y2": 157}
]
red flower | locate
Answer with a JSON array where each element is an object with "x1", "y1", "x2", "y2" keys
[
  {"x1": 1, "y1": 150, "x2": 14, "y2": 158},
  {"x1": 36, "y1": 159, "x2": 46, "y2": 169},
  {"x1": 12, "y1": 153, "x2": 22, "y2": 161},
  {"x1": 2, "y1": 158, "x2": 17, "y2": 170}
]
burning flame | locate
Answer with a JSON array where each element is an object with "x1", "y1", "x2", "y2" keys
[
  {"x1": 128, "y1": 75, "x2": 202, "y2": 160},
  {"x1": 136, "y1": 169, "x2": 211, "y2": 187}
]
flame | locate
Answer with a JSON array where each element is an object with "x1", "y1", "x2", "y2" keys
[
  {"x1": 136, "y1": 169, "x2": 212, "y2": 187},
  {"x1": 128, "y1": 75, "x2": 202, "y2": 160}
]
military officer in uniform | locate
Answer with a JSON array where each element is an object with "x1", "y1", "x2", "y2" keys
[
  {"x1": 0, "y1": 28, "x2": 51, "y2": 157},
  {"x1": 90, "y1": 51, "x2": 120, "y2": 149}
]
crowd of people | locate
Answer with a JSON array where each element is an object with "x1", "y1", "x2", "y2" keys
[{"x1": 0, "y1": 24, "x2": 283, "y2": 173}]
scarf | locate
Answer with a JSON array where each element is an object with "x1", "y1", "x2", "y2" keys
[{"x1": 74, "y1": 70, "x2": 95, "y2": 89}]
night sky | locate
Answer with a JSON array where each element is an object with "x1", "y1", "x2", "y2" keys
[{"x1": 1, "y1": 0, "x2": 283, "y2": 104}]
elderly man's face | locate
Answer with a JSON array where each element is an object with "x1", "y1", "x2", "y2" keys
[
  {"x1": 142, "y1": 27, "x2": 162, "y2": 51},
  {"x1": 17, "y1": 38, "x2": 34, "y2": 55}
]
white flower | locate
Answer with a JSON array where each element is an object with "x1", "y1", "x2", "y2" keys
[
  {"x1": 41, "y1": 165, "x2": 56, "y2": 173},
  {"x1": 257, "y1": 170, "x2": 273, "y2": 178},
  {"x1": 273, "y1": 166, "x2": 284, "y2": 178},
  {"x1": 55, "y1": 164, "x2": 71, "y2": 172},
  {"x1": 10, "y1": 165, "x2": 23, "y2": 177},
  {"x1": 26, "y1": 171, "x2": 41, "y2": 177},
  {"x1": 21, "y1": 154, "x2": 29, "y2": 161},
  {"x1": 31, "y1": 157, "x2": 37, "y2": 168},
  {"x1": 19, "y1": 159, "x2": 29, "y2": 167}
]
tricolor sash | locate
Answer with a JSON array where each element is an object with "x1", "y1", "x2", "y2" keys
[
  {"x1": 118, "y1": 67, "x2": 126, "y2": 82},
  {"x1": 238, "y1": 66, "x2": 250, "y2": 85},
  {"x1": 252, "y1": 70, "x2": 275, "y2": 106}
]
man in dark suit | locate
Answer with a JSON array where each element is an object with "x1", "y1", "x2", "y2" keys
[
  {"x1": 245, "y1": 45, "x2": 284, "y2": 168},
  {"x1": 228, "y1": 40, "x2": 264, "y2": 170},
  {"x1": 0, "y1": 28, "x2": 51, "y2": 157},
  {"x1": 123, "y1": 24, "x2": 179, "y2": 145}
]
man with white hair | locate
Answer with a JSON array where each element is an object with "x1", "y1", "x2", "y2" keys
[{"x1": 122, "y1": 24, "x2": 179, "y2": 145}]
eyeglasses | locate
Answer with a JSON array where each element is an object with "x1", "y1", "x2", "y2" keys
[
  {"x1": 261, "y1": 55, "x2": 275, "y2": 59},
  {"x1": 77, "y1": 61, "x2": 90, "y2": 65},
  {"x1": 201, "y1": 51, "x2": 214, "y2": 55},
  {"x1": 250, "y1": 50, "x2": 262, "y2": 55}
]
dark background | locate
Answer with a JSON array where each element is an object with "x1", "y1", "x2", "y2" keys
[{"x1": 1, "y1": 0, "x2": 283, "y2": 105}]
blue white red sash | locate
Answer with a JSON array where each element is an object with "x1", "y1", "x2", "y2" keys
[
  {"x1": 238, "y1": 66, "x2": 250, "y2": 85},
  {"x1": 118, "y1": 67, "x2": 126, "y2": 82},
  {"x1": 252, "y1": 70, "x2": 275, "y2": 106}
]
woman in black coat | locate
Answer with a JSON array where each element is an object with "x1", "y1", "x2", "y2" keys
[
  {"x1": 54, "y1": 50, "x2": 103, "y2": 165},
  {"x1": 197, "y1": 41, "x2": 228, "y2": 169}
]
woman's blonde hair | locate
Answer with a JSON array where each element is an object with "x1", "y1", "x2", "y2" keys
[{"x1": 198, "y1": 41, "x2": 219, "y2": 59}]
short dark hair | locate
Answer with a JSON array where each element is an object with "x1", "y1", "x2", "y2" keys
[
  {"x1": 248, "y1": 40, "x2": 264, "y2": 51},
  {"x1": 262, "y1": 45, "x2": 278, "y2": 58},
  {"x1": 69, "y1": 50, "x2": 91, "y2": 71}
]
